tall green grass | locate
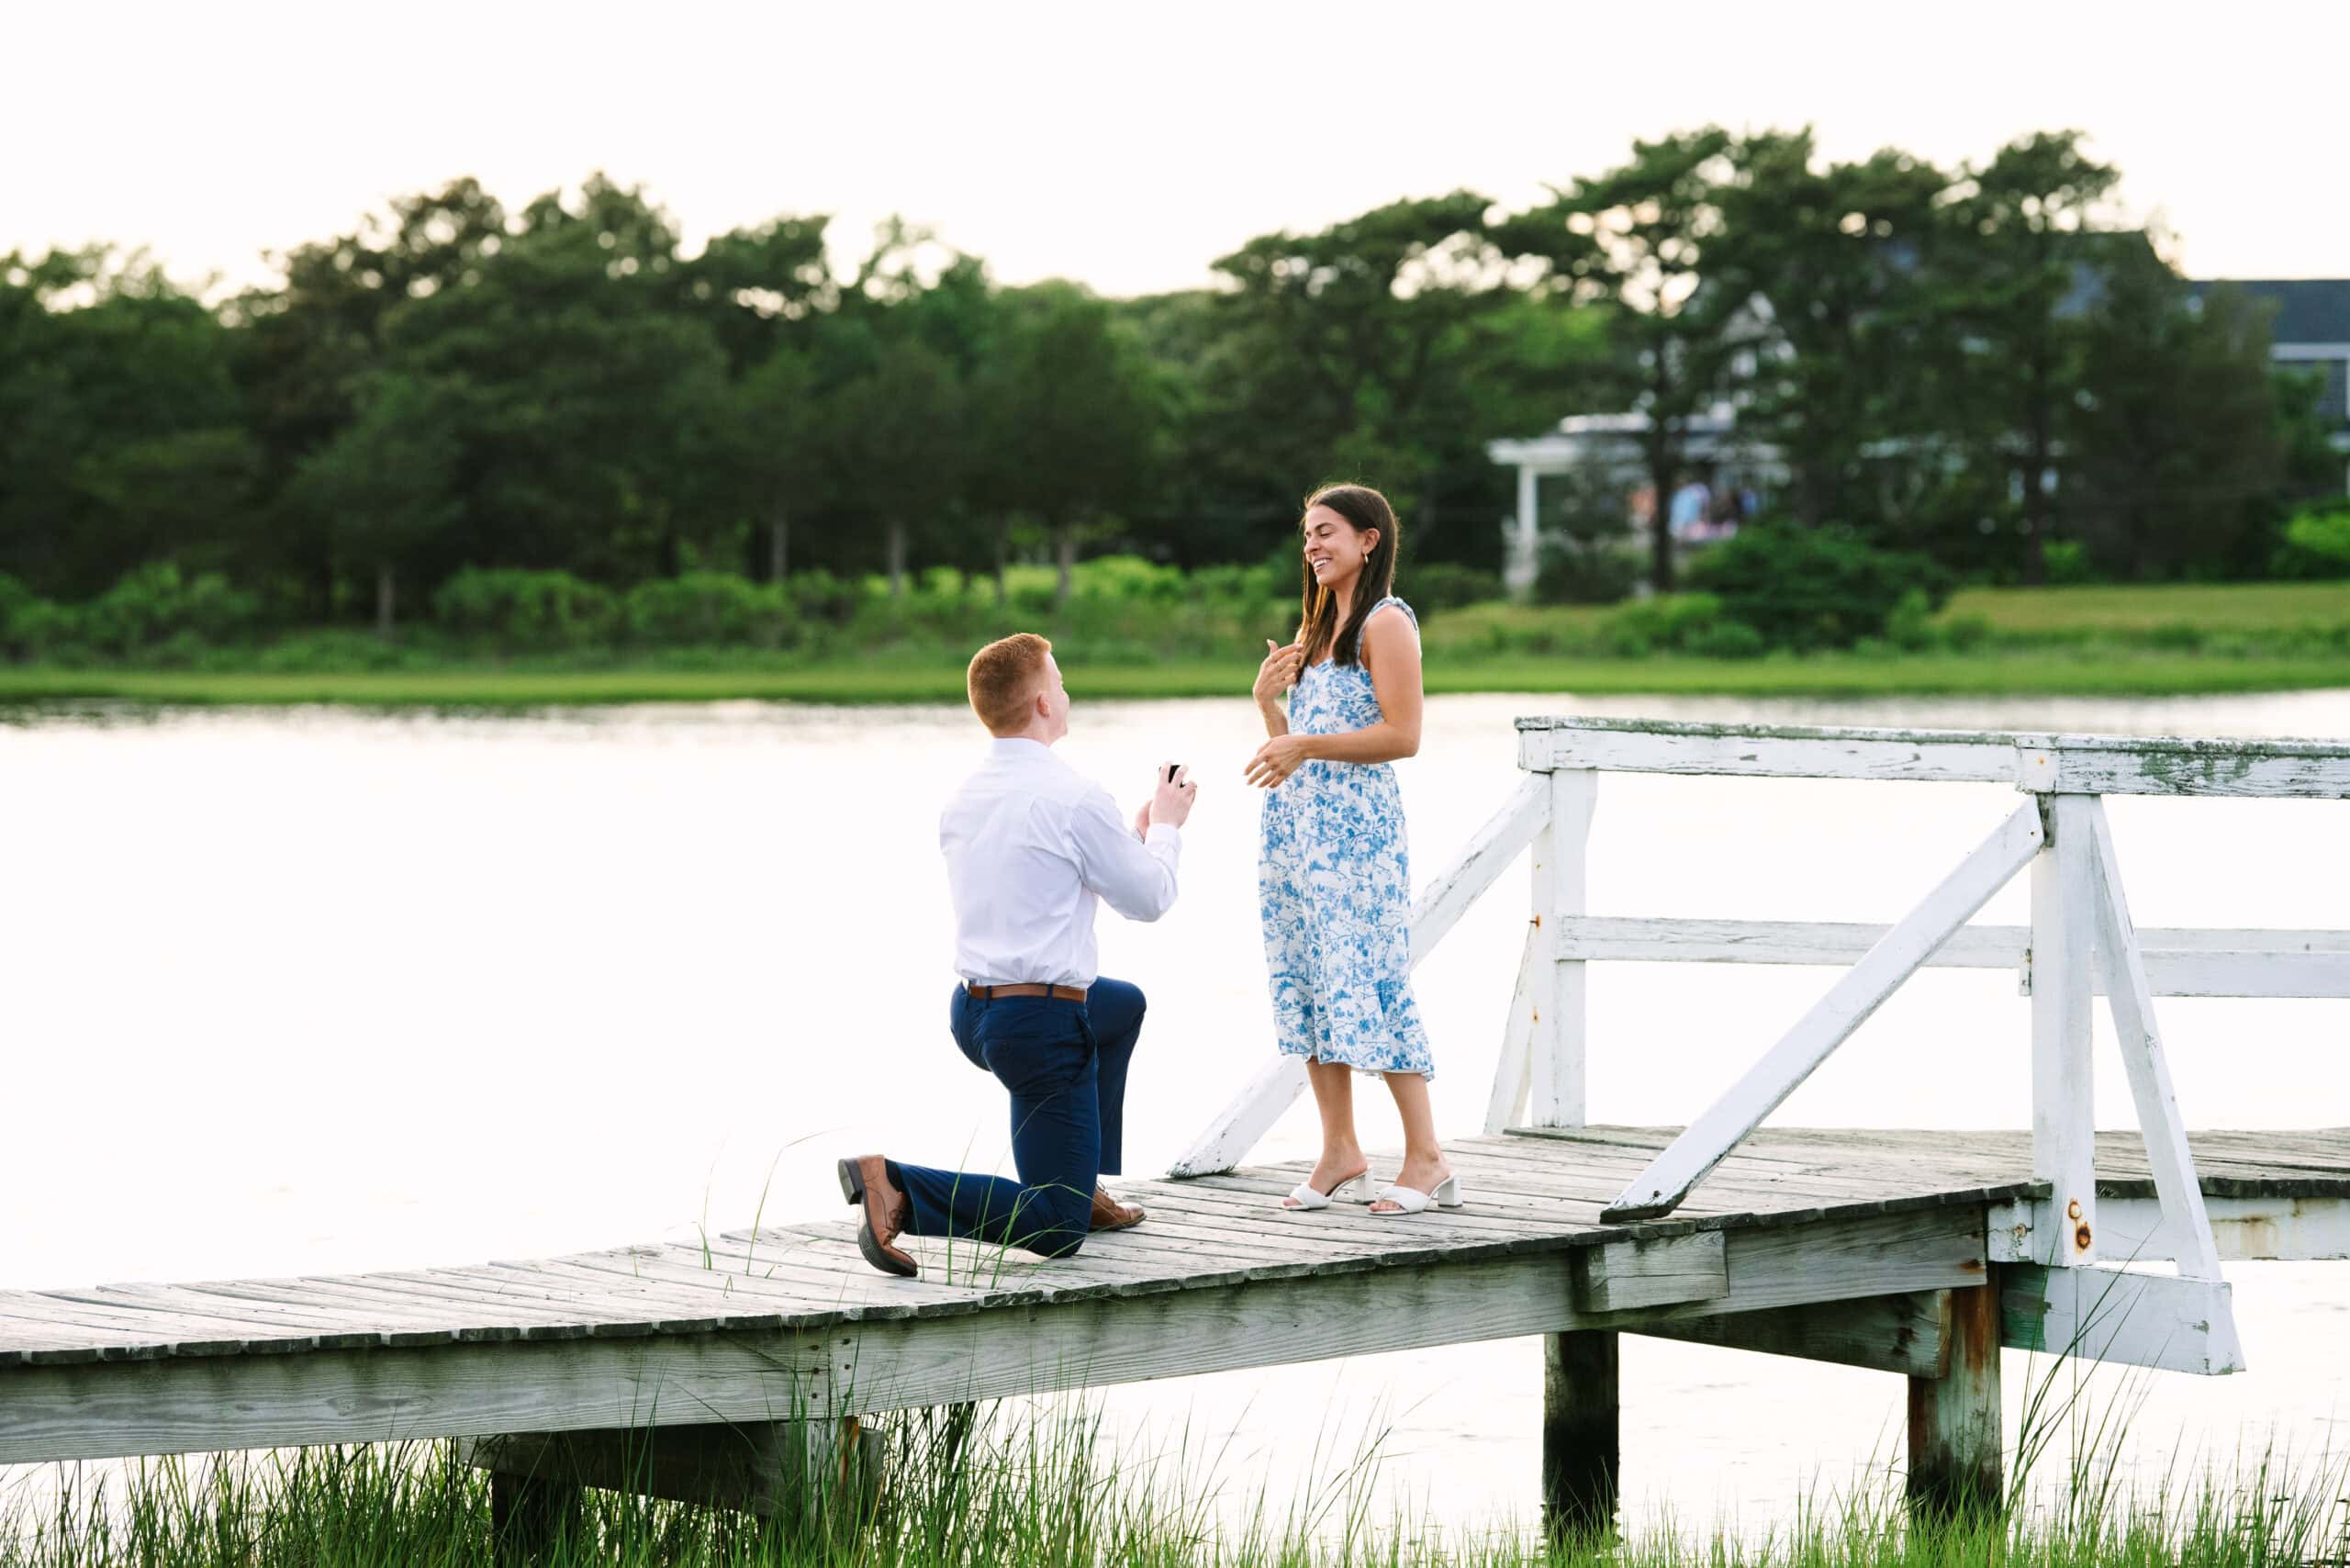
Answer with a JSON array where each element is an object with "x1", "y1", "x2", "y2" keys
[{"x1": 6, "y1": 1388, "x2": 2346, "y2": 1567}]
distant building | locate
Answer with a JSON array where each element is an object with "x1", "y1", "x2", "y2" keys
[
  {"x1": 1486, "y1": 410, "x2": 1778, "y2": 598},
  {"x1": 2188, "y1": 279, "x2": 2350, "y2": 460},
  {"x1": 1490, "y1": 275, "x2": 2350, "y2": 598}
]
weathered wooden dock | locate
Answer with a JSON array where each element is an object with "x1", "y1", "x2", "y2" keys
[{"x1": 6, "y1": 717, "x2": 2349, "y2": 1536}]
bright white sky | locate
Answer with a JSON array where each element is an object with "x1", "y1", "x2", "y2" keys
[{"x1": 6, "y1": 0, "x2": 2344, "y2": 298}]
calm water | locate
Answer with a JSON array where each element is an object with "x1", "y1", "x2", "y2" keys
[{"x1": 6, "y1": 688, "x2": 2350, "y2": 1531}]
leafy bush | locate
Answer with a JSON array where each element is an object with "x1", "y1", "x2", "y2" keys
[
  {"x1": 82, "y1": 564, "x2": 262, "y2": 654},
  {"x1": 1683, "y1": 617, "x2": 1769, "y2": 659},
  {"x1": 1405, "y1": 563, "x2": 1505, "y2": 612},
  {"x1": 1685, "y1": 524, "x2": 1950, "y2": 650},
  {"x1": 0, "y1": 574, "x2": 39, "y2": 659},
  {"x1": 622, "y1": 573, "x2": 793, "y2": 648},
  {"x1": 2271, "y1": 506, "x2": 2350, "y2": 580},
  {"x1": 432, "y1": 568, "x2": 617, "y2": 651},
  {"x1": 1592, "y1": 592, "x2": 1729, "y2": 657},
  {"x1": 1071, "y1": 554, "x2": 1186, "y2": 604},
  {"x1": 1886, "y1": 588, "x2": 1939, "y2": 651},
  {"x1": 2041, "y1": 540, "x2": 2097, "y2": 586},
  {"x1": 1536, "y1": 543, "x2": 1641, "y2": 605},
  {"x1": 251, "y1": 630, "x2": 429, "y2": 672},
  {"x1": 785, "y1": 569, "x2": 859, "y2": 625}
]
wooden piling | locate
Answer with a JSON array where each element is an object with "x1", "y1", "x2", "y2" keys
[
  {"x1": 489, "y1": 1467, "x2": 579, "y2": 1562},
  {"x1": 1907, "y1": 1273, "x2": 2003, "y2": 1522},
  {"x1": 1542, "y1": 1328, "x2": 1618, "y2": 1540}
]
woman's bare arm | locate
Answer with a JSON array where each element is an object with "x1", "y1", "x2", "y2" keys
[{"x1": 1294, "y1": 610, "x2": 1422, "y2": 765}]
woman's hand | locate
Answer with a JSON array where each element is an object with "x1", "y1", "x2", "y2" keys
[
  {"x1": 1245, "y1": 734, "x2": 1313, "y2": 789},
  {"x1": 1252, "y1": 639, "x2": 1302, "y2": 707}
]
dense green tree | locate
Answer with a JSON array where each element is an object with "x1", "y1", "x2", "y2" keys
[
  {"x1": 1509, "y1": 129, "x2": 1741, "y2": 591},
  {"x1": 377, "y1": 178, "x2": 733, "y2": 583},
  {"x1": 1932, "y1": 131, "x2": 2121, "y2": 583},
  {"x1": 678, "y1": 213, "x2": 834, "y2": 375},
  {"x1": 815, "y1": 326, "x2": 967, "y2": 597},
  {"x1": 286, "y1": 372, "x2": 462, "y2": 632},
  {"x1": 1708, "y1": 131, "x2": 1949, "y2": 535},
  {"x1": 1205, "y1": 193, "x2": 1591, "y2": 568},
  {"x1": 0, "y1": 248, "x2": 255, "y2": 597},
  {"x1": 724, "y1": 344, "x2": 825, "y2": 582},
  {"x1": 229, "y1": 179, "x2": 509, "y2": 606},
  {"x1": 2067, "y1": 267, "x2": 2290, "y2": 578},
  {"x1": 976, "y1": 282, "x2": 1167, "y2": 609}
]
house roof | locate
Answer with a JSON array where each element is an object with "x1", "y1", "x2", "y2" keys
[{"x1": 2189, "y1": 279, "x2": 2350, "y2": 346}]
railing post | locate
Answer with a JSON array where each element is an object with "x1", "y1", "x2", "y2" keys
[
  {"x1": 2030, "y1": 793, "x2": 2098, "y2": 1264},
  {"x1": 1530, "y1": 766, "x2": 1597, "y2": 1127}
]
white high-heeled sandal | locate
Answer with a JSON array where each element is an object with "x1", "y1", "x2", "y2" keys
[
  {"x1": 1281, "y1": 1170, "x2": 1371, "y2": 1211},
  {"x1": 1370, "y1": 1174, "x2": 1462, "y2": 1215}
]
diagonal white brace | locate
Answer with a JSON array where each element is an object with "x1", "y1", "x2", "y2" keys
[
  {"x1": 2084, "y1": 800, "x2": 2226, "y2": 1282},
  {"x1": 1600, "y1": 801, "x2": 2047, "y2": 1222},
  {"x1": 1483, "y1": 922, "x2": 1542, "y2": 1135}
]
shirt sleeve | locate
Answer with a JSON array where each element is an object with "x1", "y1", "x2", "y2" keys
[{"x1": 1069, "y1": 787, "x2": 1181, "y2": 923}]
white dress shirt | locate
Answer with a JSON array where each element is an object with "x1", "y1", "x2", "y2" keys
[{"x1": 940, "y1": 737, "x2": 1181, "y2": 990}]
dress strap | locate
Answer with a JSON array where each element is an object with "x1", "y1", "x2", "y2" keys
[{"x1": 1352, "y1": 596, "x2": 1418, "y2": 654}]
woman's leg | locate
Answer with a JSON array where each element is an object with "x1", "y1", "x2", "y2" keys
[
  {"x1": 1291, "y1": 1058, "x2": 1369, "y2": 1199},
  {"x1": 1371, "y1": 1071, "x2": 1452, "y2": 1212}
]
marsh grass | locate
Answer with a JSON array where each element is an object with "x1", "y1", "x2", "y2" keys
[{"x1": 7, "y1": 1371, "x2": 2348, "y2": 1568}]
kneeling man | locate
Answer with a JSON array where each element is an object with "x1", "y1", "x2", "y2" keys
[{"x1": 838, "y1": 633, "x2": 1195, "y2": 1276}]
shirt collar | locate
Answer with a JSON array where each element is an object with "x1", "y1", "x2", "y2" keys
[{"x1": 989, "y1": 736, "x2": 1057, "y2": 763}]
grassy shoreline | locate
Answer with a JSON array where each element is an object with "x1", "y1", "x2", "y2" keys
[
  {"x1": 6, "y1": 1417, "x2": 2345, "y2": 1567},
  {"x1": 4, "y1": 650, "x2": 2350, "y2": 709},
  {"x1": 9, "y1": 581, "x2": 2350, "y2": 709}
]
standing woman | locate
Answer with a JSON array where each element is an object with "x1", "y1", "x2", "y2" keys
[{"x1": 1247, "y1": 483, "x2": 1459, "y2": 1215}]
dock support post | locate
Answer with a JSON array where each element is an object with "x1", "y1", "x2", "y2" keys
[
  {"x1": 1907, "y1": 1274, "x2": 2003, "y2": 1523},
  {"x1": 466, "y1": 1418, "x2": 881, "y2": 1548},
  {"x1": 1541, "y1": 1328, "x2": 1618, "y2": 1540},
  {"x1": 490, "y1": 1469, "x2": 580, "y2": 1562}
]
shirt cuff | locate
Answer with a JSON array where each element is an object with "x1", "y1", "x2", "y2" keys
[{"x1": 1145, "y1": 823, "x2": 1180, "y2": 846}]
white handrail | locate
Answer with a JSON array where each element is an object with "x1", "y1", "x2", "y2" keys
[{"x1": 1170, "y1": 713, "x2": 2350, "y2": 1307}]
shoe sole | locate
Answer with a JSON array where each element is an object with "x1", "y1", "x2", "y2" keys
[{"x1": 836, "y1": 1159, "x2": 918, "y2": 1278}]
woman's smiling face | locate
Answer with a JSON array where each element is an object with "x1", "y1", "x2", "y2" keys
[{"x1": 1302, "y1": 504, "x2": 1375, "y2": 587}]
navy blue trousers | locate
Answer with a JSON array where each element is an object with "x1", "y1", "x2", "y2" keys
[{"x1": 891, "y1": 979, "x2": 1145, "y2": 1260}]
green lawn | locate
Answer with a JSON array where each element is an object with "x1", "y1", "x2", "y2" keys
[
  {"x1": 7, "y1": 581, "x2": 2350, "y2": 709},
  {"x1": 6, "y1": 648, "x2": 2350, "y2": 709},
  {"x1": 1942, "y1": 579, "x2": 2350, "y2": 633}
]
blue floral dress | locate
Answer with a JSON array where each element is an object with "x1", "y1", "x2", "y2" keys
[{"x1": 1259, "y1": 596, "x2": 1435, "y2": 1080}]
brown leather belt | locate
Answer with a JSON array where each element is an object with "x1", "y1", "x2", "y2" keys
[{"x1": 965, "y1": 982, "x2": 1088, "y2": 1003}]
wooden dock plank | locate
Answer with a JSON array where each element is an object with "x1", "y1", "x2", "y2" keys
[
  {"x1": 0, "y1": 1204, "x2": 1993, "y2": 1462},
  {"x1": 3, "y1": 1126, "x2": 2343, "y2": 1380}
]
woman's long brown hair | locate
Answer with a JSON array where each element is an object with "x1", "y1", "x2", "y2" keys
[{"x1": 1296, "y1": 483, "x2": 1401, "y2": 669}]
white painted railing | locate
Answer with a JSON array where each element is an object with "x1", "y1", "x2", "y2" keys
[{"x1": 1170, "y1": 716, "x2": 2350, "y2": 1370}]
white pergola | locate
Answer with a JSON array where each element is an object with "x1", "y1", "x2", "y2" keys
[{"x1": 1486, "y1": 409, "x2": 1774, "y2": 598}]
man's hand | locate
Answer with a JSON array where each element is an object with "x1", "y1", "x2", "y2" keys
[
  {"x1": 1131, "y1": 796, "x2": 1152, "y2": 841},
  {"x1": 1148, "y1": 763, "x2": 1197, "y2": 829},
  {"x1": 1253, "y1": 639, "x2": 1303, "y2": 707}
]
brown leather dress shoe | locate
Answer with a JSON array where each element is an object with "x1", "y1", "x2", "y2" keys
[
  {"x1": 836, "y1": 1156, "x2": 918, "y2": 1277},
  {"x1": 1090, "y1": 1185, "x2": 1145, "y2": 1233}
]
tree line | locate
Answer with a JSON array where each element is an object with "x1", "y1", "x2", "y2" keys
[{"x1": 1, "y1": 127, "x2": 2338, "y2": 641}]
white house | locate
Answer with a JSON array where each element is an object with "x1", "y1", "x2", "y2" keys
[{"x1": 1489, "y1": 277, "x2": 2350, "y2": 598}]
